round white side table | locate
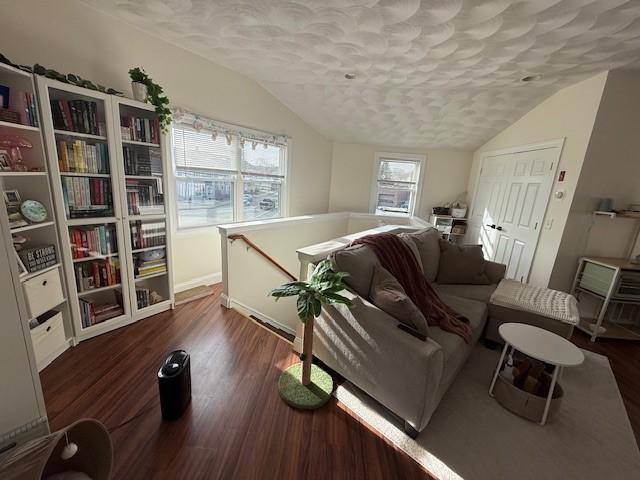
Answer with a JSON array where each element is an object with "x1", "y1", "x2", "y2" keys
[{"x1": 488, "y1": 323, "x2": 584, "y2": 425}]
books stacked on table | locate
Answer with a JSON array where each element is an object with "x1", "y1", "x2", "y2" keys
[
  {"x1": 51, "y1": 99, "x2": 102, "y2": 135},
  {"x1": 79, "y1": 298, "x2": 123, "y2": 328},
  {"x1": 123, "y1": 146, "x2": 162, "y2": 176},
  {"x1": 130, "y1": 221, "x2": 165, "y2": 249},
  {"x1": 126, "y1": 179, "x2": 164, "y2": 215},
  {"x1": 135, "y1": 257, "x2": 166, "y2": 279},
  {"x1": 75, "y1": 258, "x2": 120, "y2": 292},
  {"x1": 120, "y1": 116, "x2": 160, "y2": 144},
  {"x1": 57, "y1": 140, "x2": 109, "y2": 174},
  {"x1": 62, "y1": 176, "x2": 113, "y2": 218},
  {"x1": 69, "y1": 224, "x2": 117, "y2": 259}
]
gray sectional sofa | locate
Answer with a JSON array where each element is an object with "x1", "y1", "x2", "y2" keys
[{"x1": 312, "y1": 227, "x2": 506, "y2": 437}]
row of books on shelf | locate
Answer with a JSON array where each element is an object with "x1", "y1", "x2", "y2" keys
[
  {"x1": 126, "y1": 180, "x2": 164, "y2": 215},
  {"x1": 0, "y1": 86, "x2": 39, "y2": 127},
  {"x1": 58, "y1": 140, "x2": 109, "y2": 174},
  {"x1": 51, "y1": 99, "x2": 104, "y2": 136},
  {"x1": 75, "y1": 258, "x2": 120, "y2": 292},
  {"x1": 123, "y1": 146, "x2": 162, "y2": 176},
  {"x1": 130, "y1": 221, "x2": 165, "y2": 250},
  {"x1": 121, "y1": 116, "x2": 160, "y2": 144},
  {"x1": 62, "y1": 176, "x2": 113, "y2": 218},
  {"x1": 79, "y1": 297, "x2": 124, "y2": 328},
  {"x1": 69, "y1": 224, "x2": 117, "y2": 259},
  {"x1": 135, "y1": 258, "x2": 167, "y2": 278},
  {"x1": 136, "y1": 288, "x2": 162, "y2": 309}
]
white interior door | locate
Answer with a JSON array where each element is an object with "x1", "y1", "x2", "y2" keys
[
  {"x1": 467, "y1": 155, "x2": 509, "y2": 260},
  {"x1": 469, "y1": 144, "x2": 561, "y2": 282}
]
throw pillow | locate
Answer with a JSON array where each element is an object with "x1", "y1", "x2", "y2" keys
[
  {"x1": 404, "y1": 228, "x2": 441, "y2": 282},
  {"x1": 397, "y1": 233, "x2": 424, "y2": 273},
  {"x1": 330, "y1": 244, "x2": 380, "y2": 298},
  {"x1": 369, "y1": 265, "x2": 429, "y2": 336},
  {"x1": 436, "y1": 240, "x2": 491, "y2": 285}
]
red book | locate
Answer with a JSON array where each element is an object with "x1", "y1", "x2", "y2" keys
[{"x1": 92, "y1": 262, "x2": 100, "y2": 288}]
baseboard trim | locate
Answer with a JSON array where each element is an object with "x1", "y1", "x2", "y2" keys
[
  {"x1": 175, "y1": 272, "x2": 222, "y2": 293},
  {"x1": 227, "y1": 297, "x2": 295, "y2": 337},
  {"x1": 292, "y1": 335, "x2": 303, "y2": 353}
]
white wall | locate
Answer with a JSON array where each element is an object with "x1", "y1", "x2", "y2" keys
[
  {"x1": 549, "y1": 70, "x2": 640, "y2": 291},
  {"x1": 468, "y1": 73, "x2": 608, "y2": 287},
  {"x1": 0, "y1": 0, "x2": 333, "y2": 288},
  {"x1": 329, "y1": 143, "x2": 473, "y2": 220}
]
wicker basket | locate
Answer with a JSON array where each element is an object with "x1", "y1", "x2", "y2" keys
[{"x1": 493, "y1": 373, "x2": 564, "y2": 423}]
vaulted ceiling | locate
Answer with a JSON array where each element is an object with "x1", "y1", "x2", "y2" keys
[{"x1": 86, "y1": 0, "x2": 640, "y2": 149}]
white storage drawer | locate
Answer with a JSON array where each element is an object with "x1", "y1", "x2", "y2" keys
[
  {"x1": 22, "y1": 267, "x2": 65, "y2": 318},
  {"x1": 30, "y1": 311, "x2": 66, "y2": 369}
]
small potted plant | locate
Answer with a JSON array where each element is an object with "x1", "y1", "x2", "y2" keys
[
  {"x1": 269, "y1": 259, "x2": 352, "y2": 409},
  {"x1": 128, "y1": 67, "x2": 172, "y2": 131}
]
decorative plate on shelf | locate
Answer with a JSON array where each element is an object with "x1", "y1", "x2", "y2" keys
[{"x1": 20, "y1": 200, "x2": 47, "y2": 223}]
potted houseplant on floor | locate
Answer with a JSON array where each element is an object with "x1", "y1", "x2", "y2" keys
[{"x1": 269, "y1": 259, "x2": 352, "y2": 409}]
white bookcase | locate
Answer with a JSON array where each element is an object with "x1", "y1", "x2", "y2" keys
[
  {"x1": 0, "y1": 63, "x2": 72, "y2": 372},
  {"x1": 36, "y1": 77, "x2": 173, "y2": 343}
]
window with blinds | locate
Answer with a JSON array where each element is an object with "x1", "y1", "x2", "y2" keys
[
  {"x1": 172, "y1": 123, "x2": 287, "y2": 229},
  {"x1": 371, "y1": 154, "x2": 424, "y2": 216}
]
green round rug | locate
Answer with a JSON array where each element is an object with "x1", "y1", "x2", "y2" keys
[{"x1": 278, "y1": 363, "x2": 333, "y2": 410}]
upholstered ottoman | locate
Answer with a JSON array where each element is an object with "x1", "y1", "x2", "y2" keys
[{"x1": 485, "y1": 279, "x2": 579, "y2": 344}]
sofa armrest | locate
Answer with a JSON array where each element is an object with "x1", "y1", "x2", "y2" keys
[
  {"x1": 313, "y1": 290, "x2": 444, "y2": 432},
  {"x1": 485, "y1": 260, "x2": 506, "y2": 284}
]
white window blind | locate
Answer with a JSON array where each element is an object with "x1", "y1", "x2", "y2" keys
[
  {"x1": 371, "y1": 154, "x2": 424, "y2": 216},
  {"x1": 171, "y1": 115, "x2": 288, "y2": 229}
]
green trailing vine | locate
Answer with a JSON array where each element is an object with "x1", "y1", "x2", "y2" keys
[
  {"x1": 0, "y1": 53, "x2": 122, "y2": 95},
  {"x1": 129, "y1": 67, "x2": 172, "y2": 131}
]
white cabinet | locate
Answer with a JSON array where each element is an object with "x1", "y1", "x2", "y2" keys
[{"x1": 22, "y1": 266, "x2": 65, "y2": 318}]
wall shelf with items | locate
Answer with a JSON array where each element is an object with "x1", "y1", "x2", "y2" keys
[
  {"x1": 37, "y1": 79, "x2": 173, "y2": 341},
  {"x1": 0, "y1": 63, "x2": 73, "y2": 371}
]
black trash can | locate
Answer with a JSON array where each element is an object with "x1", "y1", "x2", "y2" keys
[{"x1": 157, "y1": 350, "x2": 191, "y2": 420}]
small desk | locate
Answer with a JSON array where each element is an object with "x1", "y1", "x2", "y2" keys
[{"x1": 571, "y1": 257, "x2": 640, "y2": 342}]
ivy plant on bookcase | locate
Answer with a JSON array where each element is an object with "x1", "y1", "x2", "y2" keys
[
  {"x1": 36, "y1": 77, "x2": 173, "y2": 342},
  {"x1": 0, "y1": 62, "x2": 73, "y2": 371}
]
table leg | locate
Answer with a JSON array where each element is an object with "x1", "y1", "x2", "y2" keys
[
  {"x1": 540, "y1": 365, "x2": 560, "y2": 425},
  {"x1": 489, "y1": 342, "x2": 510, "y2": 396}
]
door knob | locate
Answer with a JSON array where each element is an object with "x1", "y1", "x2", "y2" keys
[
  {"x1": 486, "y1": 224, "x2": 496, "y2": 229},
  {"x1": 496, "y1": 226, "x2": 503, "y2": 231}
]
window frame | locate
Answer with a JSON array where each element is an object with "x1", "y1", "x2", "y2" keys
[
  {"x1": 170, "y1": 123, "x2": 290, "y2": 230},
  {"x1": 369, "y1": 152, "x2": 426, "y2": 217}
]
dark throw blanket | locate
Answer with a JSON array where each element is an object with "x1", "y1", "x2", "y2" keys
[{"x1": 353, "y1": 233, "x2": 472, "y2": 343}]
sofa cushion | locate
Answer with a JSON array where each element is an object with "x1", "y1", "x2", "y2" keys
[
  {"x1": 436, "y1": 241, "x2": 491, "y2": 285},
  {"x1": 369, "y1": 265, "x2": 429, "y2": 336},
  {"x1": 402, "y1": 228, "x2": 440, "y2": 282},
  {"x1": 330, "y1": 244, "x2": 380, "y2": 298},
  {"x1": 428, "y1": 293, "x2": 487, "y2": 401},
  {"x1": 434, "y1": 283, "x2": 498, "y2": 304}
]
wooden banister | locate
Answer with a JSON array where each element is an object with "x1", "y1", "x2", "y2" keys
[{"x1": 227, "y1": 234, "x2": 297, "y2": 281}]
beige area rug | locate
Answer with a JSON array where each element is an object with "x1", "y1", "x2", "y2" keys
[{"x1": 334, "y1": 346, "x2": 640, "y2": 480}]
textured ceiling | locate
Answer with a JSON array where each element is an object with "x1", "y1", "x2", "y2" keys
[{"x1": 85, "y1": 0, "x2": 640, "y2": 149}]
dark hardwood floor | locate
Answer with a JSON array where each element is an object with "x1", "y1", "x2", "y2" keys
[{"x1": 41, "y1": 285, "x2": 430, "y2": 480}]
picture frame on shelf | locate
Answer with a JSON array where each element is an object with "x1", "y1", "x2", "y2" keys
[
  {"x1": 3, "y1": 189, "x2": 21, "y2": 205},
  {"x1": 14, "y1": 249, "x2": 27, "y2": 277},
  {"x1": 0, "y1": 148, "x2": 12, "y2": 170}
]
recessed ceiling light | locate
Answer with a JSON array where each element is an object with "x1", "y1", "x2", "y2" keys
[
  {"x1": 521, "y1": 75, "x2": 542, "y2": 82},
  {"x1": 344, "y1": 73, "x2": 356, "y2": 80}
]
